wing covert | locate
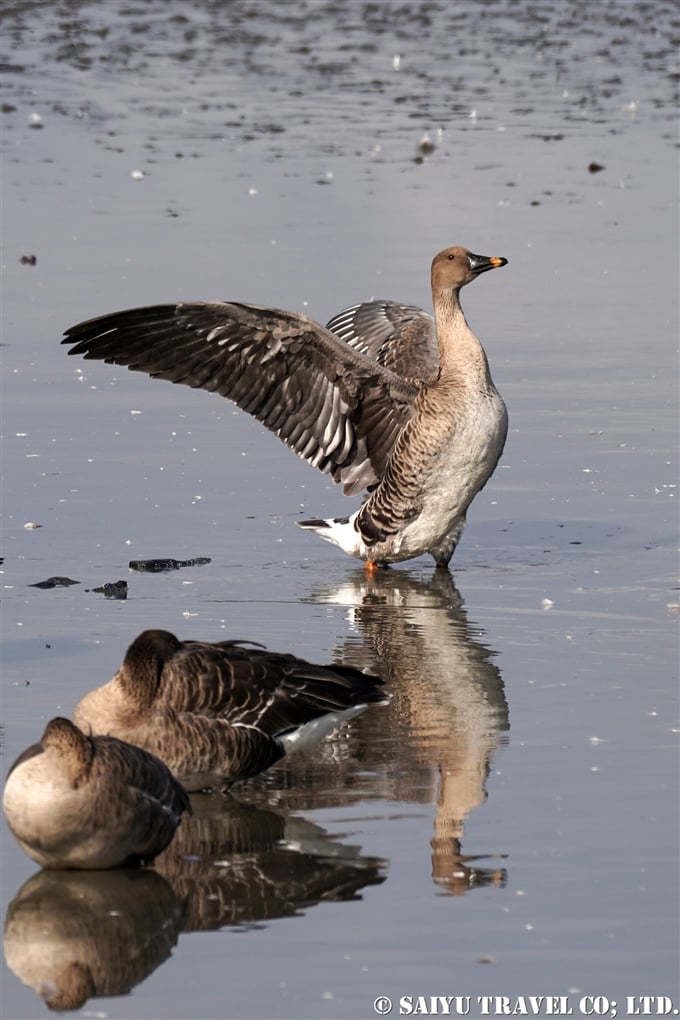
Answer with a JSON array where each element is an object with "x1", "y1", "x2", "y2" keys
[{"x1": 327, "y1": 300, "x2": 439, "y2": 383}]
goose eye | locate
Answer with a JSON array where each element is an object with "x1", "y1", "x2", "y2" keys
[{"x1": 447, "y1": 254, "x2": 455, "y2": 261}]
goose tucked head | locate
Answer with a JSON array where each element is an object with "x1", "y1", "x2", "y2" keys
[
  {"x1": 40, "y1": 717, "x2": 94, "y2": 787},
  {"x1": 118, "y1": 628, "x2": 182, "y2": 711},
  {"x1": 431, "y1": 246, "x2": 508, "y2": 293}
]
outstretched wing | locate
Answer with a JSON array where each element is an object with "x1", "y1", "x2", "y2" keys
[
  {"x1": 327, "y1": 301, "x2": 439, "y2": 383},
  {"x1": 63, "y1": 302, "x2": 420, "y2": 497}
]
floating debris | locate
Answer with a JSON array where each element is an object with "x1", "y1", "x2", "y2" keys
[
  {"x1": 414, "y1": 133, "x2": 436, "y2": 163},
  {"x1": 28, "y1": 111, "x2": 43, "y2": 129},
  {"x1": 130, "y1": 169, "x2": 145, "y2": 180},
  {"x1": 29, "y1": 577, "x2": 80, "y2": 589},
  {"x1": 588, "y1": 161, "x2": 605, "y2": 174},
  {"x1": 129, "y1": 557, "x2": 211, "y2": 573},
  {"x1": 20, "y1": 255, "x2": 37, "y2": 266},
  {"x1": 23, "y1": 522, "x2": 43, "y2": 530},
  {"x1": 88, "y1": 580, "x2": 128, "y2": 600}
]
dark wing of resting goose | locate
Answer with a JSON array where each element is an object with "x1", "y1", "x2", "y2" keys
[{"x1": 62, "y1": 302, "x2": 421, "y2": 498}]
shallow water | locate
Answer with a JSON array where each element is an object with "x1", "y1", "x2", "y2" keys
[{"x1": 1, "y1": 1, "x2": 678, "y2": 1017}]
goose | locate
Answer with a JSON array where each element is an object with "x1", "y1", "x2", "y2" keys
[
  {"x1": 73, "y1": 629, "x2": 389, "y2": 791},
  {"x1": 62, "y1": 246, "x2": 508, "y2": 568},
  {"x1": 3, "y1": 717, "x2": 190, "y2": 869}
]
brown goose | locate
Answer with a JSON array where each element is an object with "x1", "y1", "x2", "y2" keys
[
  {"x1": 73, "y1": 629, "x2": 389, "y2": 792},
  {"x1": 62, "y1": 246, "x2": 508, "y2": 568},
  {"x1": 2, "y1": 717, "x2": 190, "y2": 869}
]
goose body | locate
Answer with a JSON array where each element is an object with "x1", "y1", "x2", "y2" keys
[
  {"x1": 3, "y1": 717, "x2": 190, "y2": 869},
  {"x1": 63, "y1": 246, "x2": 508, "y2": 568},
  {"x1": 73, "y1": 629, "x2": 389, "y2": 792}
]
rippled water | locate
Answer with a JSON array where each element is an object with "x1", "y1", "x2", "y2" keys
[{"x1": 1, "y1": 1, "x2": 678, "y2": 1017}]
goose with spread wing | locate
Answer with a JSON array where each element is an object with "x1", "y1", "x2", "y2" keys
[
  {"x1": 63, "y1": 246, "x2": 508, "y2": 568},
  {"x1": 73, "y1": 629, "x2": 389, "y2": 792},
  {"x1": 3, "y1": 717, "x2": 190, "y2": 869}
]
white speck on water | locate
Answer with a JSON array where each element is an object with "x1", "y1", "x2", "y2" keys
[
  {"x1": 182, "y1": 611, "x2": 198, "y2": 619},
  {"x1": 541, "y1": 598, "x2": 555, "y2": 609},
  {"x1": 248, "y1": 187, "x2": 258, "y2": 196},
  {"x1": 392, "y1": 54, "x2": 401, "y2": 70},
  {"x1": 131, "y1": 409, "x2": 142, "y2": 415},
  {"x1": 130, "y1": 169, "x2": 145, "y2": 180},
  {"x1": 589, "y1": 736, "x2": 607, "y2": 745},
  {"x1": 28, "y1": 111, "x2": 43, "y2": 127},
  {"x1": 24, "y1": 522, "x2": 42, "y2": 529}
]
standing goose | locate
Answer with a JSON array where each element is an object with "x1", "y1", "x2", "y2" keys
[
  {"x1": 73, "y1": 629, "x2": 389, "y2": 792},
  {"x1": 62, "y1": 246, "x2": 508, "y2": 568},
  {"x1": 3, "y1": 717, "x2": 190, "y2": 869}
]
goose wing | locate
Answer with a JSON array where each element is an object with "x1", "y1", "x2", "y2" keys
[
  {"x1": 88, "y1": 735, "x2": 191, "y2": 863},
  {"x1": 159, "y1": 640, "x2": 387, "y2": 737},
  {"x1": 63, "y1": 302, "x2": 421, "y2": 497},
  {"x1": 327, "y1": 301, "x2": 439, "y2": 383},
  {"x1": 90, "y1": 735, "x2": 191, "y2": 817}
]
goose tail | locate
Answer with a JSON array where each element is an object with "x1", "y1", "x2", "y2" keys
[{"x1": 297, "y1": 512, "x2": 364, "y2": 557}]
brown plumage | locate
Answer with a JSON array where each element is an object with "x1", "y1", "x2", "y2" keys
[
  {"x1": 73, "y1": 629, "x2": 389, "y2": 792},
  {"x1": 62, "y1": 245, "x2": 508, "y2": 567},
  {"x1": 2, "y1": 717, "x2": 190, "y2": 869}
]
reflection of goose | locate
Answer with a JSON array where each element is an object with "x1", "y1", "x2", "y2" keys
[
  {"x1": 154, "y1": 794, "x2": 387, "y2": 931},
  {"x1": 305, "y1": 570, "x2": 509, "y2": 893},
  {"x1": 63, "y1": 247, "x2": 507, "y2": 568},
  {"x1": 2, "y1": 717, "x2": 190, "y2": 869},
  {"x1": 73, "y1": 629, "x2": 389, "y2": 791},
  {"x1": 3, "y1": 868, "x2": 183, "y2": 1011}
]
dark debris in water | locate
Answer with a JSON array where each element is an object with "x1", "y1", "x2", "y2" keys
[
  {"x1": 20, "y1": 254, "x2": 37, "y2": 265},
  {"x1": 29, "y1": 576, "x2": 80, "y2": 589},
  {"x1": 129, "y1": 556, "x2": 211, "y2": 572},
  {"x1": 87, "y1": 580, "x2": 128, "y2": 599}
]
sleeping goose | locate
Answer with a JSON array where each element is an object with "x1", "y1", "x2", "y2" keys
[
  {"x1": 73, "y1": 629, "x2": 389, "y2": 792},
  {"x1": 3, "y1": 717, "x2": 190, "y2": 869},
  {"x1": 62, "y1": 246, "x2": 508, "y2": 569}
]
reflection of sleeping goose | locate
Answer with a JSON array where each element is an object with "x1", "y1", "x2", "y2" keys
[
  {"x1": 62, "y1": 246, "x2": 507, "y2": 568},
  {"x1": 73, "y1": 629, "x2": 389, "y2": 792},
  {"x1": 4, "y1": 868, "x2": 183, "y2": 1011},
  {"x1": 2, "y1": 717, "x2": 189, "y2": 870},
  {"x1": 153, "y1": 794, "x2": 387, "y2": 931}
]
